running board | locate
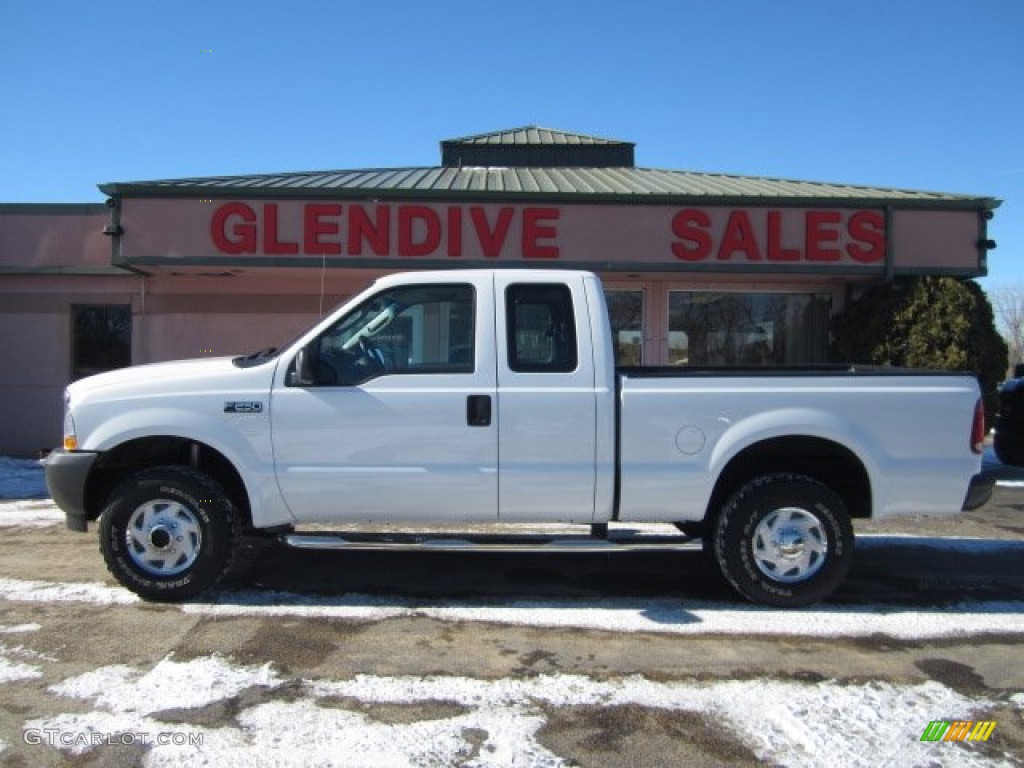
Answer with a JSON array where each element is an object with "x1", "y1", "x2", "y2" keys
[{"x1": 281, "y1": 530, "x2": 696, "y2": 553}]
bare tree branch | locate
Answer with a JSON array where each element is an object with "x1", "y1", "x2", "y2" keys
[{"x1": 991, "y1": 281, "x2": 1024, "y2": 374}]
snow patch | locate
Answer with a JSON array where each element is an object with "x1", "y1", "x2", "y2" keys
[
  {"x1": 0, "y1": 643, "x2": 44, "y2": 683},
  {"x1": 310, "y1": 674, "x2": 1007, "y2": 768},
  {"x1": 50, "y1": 655, "x2": 281, "y2": 716},
  {"x1": 30, "y1": 658, "x2": 1015, "y2": 768},
  {"x1": 0, "y1": 500, "x2": 64, "y2": 527},
  {"x1": 0, "y1": 575, "x2": 1021, "y2": 640},
  {"x1": 185, "y1": 589, "x2": 1024, "y2": 640},
  {"x1": 0, "y1": 578, "x2": 138, "y2": 605},
  {"x1": 0, "y1": 623, "x2": 41, "y2": 634},
  {"x1": 0, "y1": 655, "x2": 42, "y2": 683}
]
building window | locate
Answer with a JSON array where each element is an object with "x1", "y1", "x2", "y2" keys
[
  {"x1": 668, "y1": 292, "x2": 830, "y2": 366},
  {"x1": 72, "y1": 305, "x2": 132, "y2": 380},
  {"x1": 604, "y1": 290, "x2": 644, "y2": 366},
  {"x1": 506, "y1": 284, "x2": 578, "y2": 373}
]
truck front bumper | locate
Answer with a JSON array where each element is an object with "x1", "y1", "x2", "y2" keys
[
  {"x1": 962, "y1": 472, "x2": 994, "y2": 511},
  {"x1": 45, "y1": 450, "x2": 98, "y2": 532}
]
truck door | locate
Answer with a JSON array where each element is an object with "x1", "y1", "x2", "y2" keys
[
  {"x1": 495, "y1": 275, "x2": 597, "y2": 522},
  {"x1": 270, "y1": 276, "x2": 498, "y2": 522}
]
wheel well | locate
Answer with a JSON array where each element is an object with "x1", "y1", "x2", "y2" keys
[
  {"x1": 705, "y1": 436, "x2": 872, "y2": 526},
  {"x1": 83, "y1": 437, "x2": 252, "y2": 529}
]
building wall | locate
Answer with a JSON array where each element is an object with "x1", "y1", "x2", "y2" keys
[
  {"x1": 0, "y1": 262, "x2": 377, "y2": 455},
  {"x1": 0, "y1": 198, "x2": 984, "y2": 457},
  {"x1": 0, "y1": 275, "x2": 138, "y2": 456}
]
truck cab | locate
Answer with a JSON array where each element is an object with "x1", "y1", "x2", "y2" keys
[{"x1": 269, "y1": 270, "x2": 614, "y2": 524}]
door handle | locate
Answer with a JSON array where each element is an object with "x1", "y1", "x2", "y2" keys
[{"x1": 467, "y1": 395, "x2": 492, "y2": 427}]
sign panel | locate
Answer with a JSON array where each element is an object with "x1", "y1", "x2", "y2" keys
[{"x1": 116, "y1": 198, "x2": 983, "y2": 274}]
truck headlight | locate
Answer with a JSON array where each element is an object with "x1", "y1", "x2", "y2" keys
[{"x1": 63, "y1": 391, "x2": 77, "y2": 451}]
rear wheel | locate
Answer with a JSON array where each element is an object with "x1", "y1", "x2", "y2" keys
[
  {"x1": 99, "y1": 466, "x2": 238, "y2": 601},
  {"x1": 713, "y1": 473, "x2": 853, "y2": 607}
]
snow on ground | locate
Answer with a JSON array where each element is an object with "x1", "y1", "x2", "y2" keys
[
  {"x1": 0, "y1": 500, "x2": 64, "y2": 527},
  {"x1": 184, "y1": 591, "x2": 1024, "y2": 639},
  {"x1": 0, "y1": 623, "x2": 44, "y2": 684},
  {"x1": 0, "y1": 578, "x2": 139, "y2": 606},
  {"x1": 0, "y1": 575, "x2": 1022, "y2": 640},
  {"x1": 49, "y1": 655, "x2": 281, "y2": 715},
  {"x1": 0, "y1": 653, "x2": 42, "y2": 684},
  {"x1": 22, "y1": 655, "x2": 1015, "y2": 768},
  {"x1": 1, "y1": 457, "x2": 1021, "y2": 765}
]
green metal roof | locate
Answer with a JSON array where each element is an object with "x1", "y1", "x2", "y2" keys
[
  {"x1": 99, "y1": 166, "x2": 998, "y2": 208},
  {"x1": 98, "y1": 125, "x2": 999, "y2": 209},
  {"x1": 443, "y1": 126, "x2": 632, "y2": 147}
]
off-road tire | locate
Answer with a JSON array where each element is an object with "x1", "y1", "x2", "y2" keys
[
  {"x1": 713, "y1": 473, "x2": 853, "y2": 608},
  {"x1": 99, "y1": 466, "x2": 238, "y2": 601}
]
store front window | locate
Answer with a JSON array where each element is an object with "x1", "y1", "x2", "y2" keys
[
  {"x1": 668, "y1": 292, "x2": 830, "y2": 366},
  {"x1": 72, "y1": 305, "x2": 132, "y2": 380},
  {"x1": 605, "y1": 290, "x2": 644, "y2": 366}
]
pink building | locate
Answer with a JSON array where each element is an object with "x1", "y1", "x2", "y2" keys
[{"x1": 0, "y1": 127, "x2": 998, "y2": 456}]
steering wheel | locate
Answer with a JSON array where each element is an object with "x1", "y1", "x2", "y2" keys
[{"x1": 358, "y1": 338, "x2": 386, "y2": 375}]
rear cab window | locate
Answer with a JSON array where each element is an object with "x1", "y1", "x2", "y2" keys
[{"x1": 505, "y1": 284, "x2": 578, "y2": 373}]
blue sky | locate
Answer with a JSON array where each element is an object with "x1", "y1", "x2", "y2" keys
[{"x1": 2, "y1": 0, "x2": 1022, "y2": 289}]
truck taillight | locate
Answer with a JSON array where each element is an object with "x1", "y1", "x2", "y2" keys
[{"x1": 971, "y1": 398, "x2": 985, "y2": 455}]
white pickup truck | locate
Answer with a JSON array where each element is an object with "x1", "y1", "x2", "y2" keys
[{"x1": 46, "y1": 269, "x2": 991, "y2": 607}]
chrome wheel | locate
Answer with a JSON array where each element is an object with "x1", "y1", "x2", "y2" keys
[
  {"x1": 751, "y1": 506, "x2": 827, "y2": 583},
  {"x1": 125, "y1": 499, "x2": 202, "y2": 577}
]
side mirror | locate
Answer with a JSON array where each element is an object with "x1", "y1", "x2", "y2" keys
[{"x1": 287, "y1": 346, "x2": 316, "y2": 387}]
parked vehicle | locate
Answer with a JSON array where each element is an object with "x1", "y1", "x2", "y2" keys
[
  {"x1": 46, "y1": 270, "x2": 991, "y2": 607},
  {"x1": 994, "y1": 364, "x2": 1024, "y2": 466}
]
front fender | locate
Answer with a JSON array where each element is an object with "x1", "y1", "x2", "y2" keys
[{"x1": 82, "y1": 407, "x2": 294, "y2": 529}]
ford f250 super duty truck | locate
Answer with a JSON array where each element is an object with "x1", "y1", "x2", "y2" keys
[{"x1": 45, "y1": 269, "x2": 992, "y2": 607}]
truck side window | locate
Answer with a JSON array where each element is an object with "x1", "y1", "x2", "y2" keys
[
  {"x1": 302, "y1": 283, "x2": 475, "y2": 386},
  {"x1": 506, "y1": 284, "x2": 578, "y2": 373}
]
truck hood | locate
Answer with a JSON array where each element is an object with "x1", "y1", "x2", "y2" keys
[{"x1": 68, "y1": 357, "x2": 273, "y2": 402}]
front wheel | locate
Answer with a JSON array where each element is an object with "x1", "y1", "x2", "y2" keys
[
  {"x1": 713, "y1": 473, "x2": 853, "y2": 608},
  {"x1": 99, "y1": 466, "x2": 238, "y2": 601}
]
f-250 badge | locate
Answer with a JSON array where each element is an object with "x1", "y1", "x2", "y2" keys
[{"x1": 224, "y1": 401, "x2": 264, "y2": 414}]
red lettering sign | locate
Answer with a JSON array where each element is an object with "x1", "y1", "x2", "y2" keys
[
  {"x1": 671, "y1": 209, "x2": 712, "y2": 261},
  {"x1": 766, "y1": 211, "x2": 799, "y2": 261},
  {"x1": 847, "y1": 211, "x2": 885, "y2": 263},
  {"x1": 669, "y1": 208, "x2": 886, "y2": 265},
  {"x1": 210, "y1": 202, "x2": 257, "y2": 254},
  {"x1": 398, "y1": 206, "x2": 441, "y2": 257},
  {"x1": 304, "y1": 204, "x2": 342, "y2": 255},
  {"x1": 805, "y1": 211, "x2": 841, "y2": 262},
  {"x1": 263, "y1": 204, "x2": 299, "y2": 255},
  {"x1": 447, "y1": 207, "x2": 462, "y2": 257},
  {"x1": 348, "y1": 206, "x2": 389, "y2": 256},
  {"x1": 523, "y1": 207, "x2": 560, "y2": 259},
  {"x1": 207, "y1": 202, "x2": 886, "y2": 267},
  {"x1": 718, "y1": 211, "x2": 762, "y2": 261}
]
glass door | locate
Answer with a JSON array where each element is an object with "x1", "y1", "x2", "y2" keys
[{"x1": 604, "y1": 290, "x2": 645, "y2": 366}]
